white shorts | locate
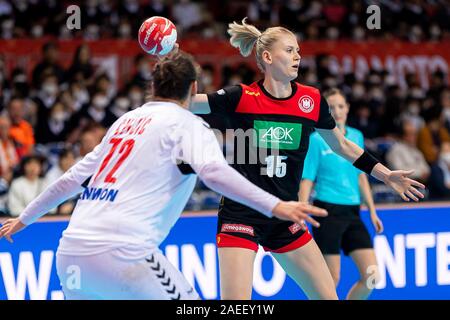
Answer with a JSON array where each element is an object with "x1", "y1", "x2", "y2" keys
[{"x1": 56, "y1": 248, "x2": 199, "y2": 300}]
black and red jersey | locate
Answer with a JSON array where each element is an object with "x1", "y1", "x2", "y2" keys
[{"x1": 207, "y1": 80, "x2": 336, "y2": 219}]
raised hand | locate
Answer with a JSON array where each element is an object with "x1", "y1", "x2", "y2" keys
[{"x1": 272, "y1": 201, "x2": 328, "y2": 229}]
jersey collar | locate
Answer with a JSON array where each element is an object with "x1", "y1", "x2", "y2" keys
[{"x1": 257, "y1": 80, "x2": 297, "y2": 101}]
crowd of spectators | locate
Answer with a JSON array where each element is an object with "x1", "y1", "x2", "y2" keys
[{"x1": 0, "y1": 0, "x2": 448, "y2": 42}]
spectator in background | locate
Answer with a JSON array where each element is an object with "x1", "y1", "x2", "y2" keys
[
  {"x1": 70, "y1": 91, "x2": 111, "y2": 134},
  {"x1": 198, "y1": 64, "x2": 216, "y2": 93},
  {"x1": 172, "y1": 0, "x2": 203, "y2": 33},
  {"x1": 248, "y1": 0, "x2": 276, "y2": 27},
  {"x1": 278, "y1": 0, "x2": 305, "y2": 32},
  {"x1": 0, "y1": 55, "x2": 7, "y2": 108},
  {"x1": 127, "y1": 83, "x2": 145, "y2": 109},
  {"x1": 428, "y1": 142, "x2": 450, "y2": 200},
  {"x1": 8, "y1": 68, "x2": 30, "y2": 99},
  {"x1": 93, "y1": 73, "x2": 115, "y2": 101},
  {"x1": 33, "y1": 73, "x2": 60, "y2": 122},
  {"x1": 130, "y1": 54, "x2": 152, "y2": 90},
  {"x1": 7, "y1": 97, "x2": 35, "y2": 158},
  {"x1": 347, "y1": 102, "x2": 379, "y2": 139},
  {"x1": 45, "y1": 148, "x2": 76, "y2": 185},
  {"x1": 35, "y1": 100, "x2": 71, "y2": 144},
  {"x1": 67, "y1": 80, "x2": 90, "y2": 113},
  {"x1": 386, "y1": 119, "x2": 430, "y2": 184},
  {"x1": 0, "y1": 116, "x2": 18, "y2": 182},
  {"x1": 76, "y1": 130, "x2": 100, "y2": 161},
  {"x1": 45, "y1": 147, "x2": 76, "y2": 215},
  {"x1": 32, "y1": 42, "x2": 64, "y2": 88},
  {"x1": 440, "y1": 89, "x2": 450, "y2": 132},
  {"x1": 105, "y1": 94, "x2": 130, "y2": 126},
  {"x1": 7, "y1": 155, "x2": 47, "y2": 217},
  {"x1": 399, "y1": 97, "x2": 425, "y2": 131},
  {"x1": 143, "y1": 0, "x2": 171, "y2": 19},
  {"x1": 87, "y1": 124, "x2": 107, "y2": 146},
  {"x1": 417, "y1": 106, "x2": 450, "y2": 164},
  {"x1": 66, "y1": 44, "x2": 95, "y2": 86}
]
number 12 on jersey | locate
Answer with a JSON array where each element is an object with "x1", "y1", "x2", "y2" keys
[{"x1": 93, "y1": 138, "x2": 135, "y2": 183}]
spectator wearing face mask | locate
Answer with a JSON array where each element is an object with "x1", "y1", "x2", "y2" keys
[
  {"x1": 400, "y1": 97, "x2": 425, "y2": 131},
  {"x1": 386, "y1": 119, "x2": 430, "y2": 184},
  {"x1": 32, "y1": 42, "x2": 65, "y2": 89},
  {"x1": 439, "y1": 89, "x2": 450, "y2": 132},
  {"x1": 35, "y1": 101, "x2": 71, "y2": 144},
  {"x1": 93, "y1": 73, "x2": 115, "y2": 101},
  {"x1": 69, "y1": 91, "x2": 111, "y2": 135},
  {"x1": 33, "y1": 73, "x2": 60, "y2": 124},
  {"x1": 65, "y1": 44, "x2": 95, "y2": 86},
  {"x1": 130, "y1": 54, "x2": 152, "y2": 90},
  {"x1": 104, "y1": 95, "x2": 130, "y2": 127}
]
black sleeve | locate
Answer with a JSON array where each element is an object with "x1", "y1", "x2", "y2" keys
[
  {"x1": 206, "y1": 85, "x2": 243, "y2": 116},
  {"x1": 315, "y1": 95, "x2": 336, "y2": 129}
]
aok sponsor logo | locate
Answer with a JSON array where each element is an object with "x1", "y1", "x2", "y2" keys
[{"x1": 253, "y1": 120, "x2": 302, "y2": 150}]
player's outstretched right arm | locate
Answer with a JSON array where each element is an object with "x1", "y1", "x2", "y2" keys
[
  {"x1": 191, "y1": 94, "x2": 211, "y2": 114},
  {"x1": 0, "y1": 137, "x2": 108, "y2": 243}
]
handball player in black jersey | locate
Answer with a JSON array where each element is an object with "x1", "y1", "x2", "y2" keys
[{"x1": 189, "y1": 18, "x2": 425, "y2": 300}]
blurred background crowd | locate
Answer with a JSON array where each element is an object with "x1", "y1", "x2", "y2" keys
[
  {"x1": 0, "y1": 0, "x2": 449, "y2": 216},
  {"x1": 0, "y1": 0, "x2": 448, "y2": 41}
]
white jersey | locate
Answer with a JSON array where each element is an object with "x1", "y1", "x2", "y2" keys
[{"x1": 57, "y1": 101, "x2": 226, "y2": 257}]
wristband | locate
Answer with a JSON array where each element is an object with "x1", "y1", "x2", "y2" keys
[{"x1": 353, "y1": 151, "x2": 379, "y2": 175}]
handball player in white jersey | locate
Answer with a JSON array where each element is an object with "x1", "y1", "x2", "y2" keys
[{"x1": 0, "y1": 52, "x2": 327, "y2": 300}]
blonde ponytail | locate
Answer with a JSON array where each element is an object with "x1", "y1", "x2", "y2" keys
[
  {"x1": 227, "y1": 17, "x2": 295, "y2": 72},
  {"x1": 227, "y1": 17, "x2": 261, "y2": 57}
]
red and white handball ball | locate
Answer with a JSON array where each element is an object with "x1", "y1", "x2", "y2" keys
[{"x1": 138, "y1": 16, "x2": 177, "y2": 55}]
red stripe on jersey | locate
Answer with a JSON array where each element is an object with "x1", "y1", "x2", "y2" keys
[{"x1": 235, "y1": 82, "x2": 321, "y2": 122}]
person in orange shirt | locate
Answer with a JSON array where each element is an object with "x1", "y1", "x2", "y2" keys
[
  {"x1": 0, "y1": 116, "x2": 19, "y2": 182},
  {"x1": 7, "y1": 97, "x2": 35, "y2": 158},
  {"x1": 417, "y1": 106, "x2": 450, "y2": 164}
]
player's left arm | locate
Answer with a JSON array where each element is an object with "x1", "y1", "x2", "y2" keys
[{"x1": 317, "y1": 126, "x2": 425, "y2": 202}]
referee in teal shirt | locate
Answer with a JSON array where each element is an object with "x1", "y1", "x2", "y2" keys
[{"x1": 300, "y1": 88, "x2": 383, "y2": 300}]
